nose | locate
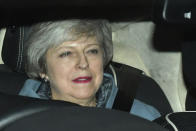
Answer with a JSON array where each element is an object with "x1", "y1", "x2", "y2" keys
[{"x1": 77, "y1": 53, "x2": 89, "y2": 70}]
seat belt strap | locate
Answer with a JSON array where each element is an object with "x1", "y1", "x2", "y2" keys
[
  {"x1": 112, "y1": 89, "x2": 133, "y2": 112},
  {"x1": 110, "y1": 62, "x2": 143, "y2": 112}
]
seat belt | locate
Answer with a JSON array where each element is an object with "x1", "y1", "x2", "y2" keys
[
  {"x1": 106, "y1": 62, "x2": 143, "y2": 112},
  {"x1": 112, "y1": 89, "x2": 134, "y2": 112}
]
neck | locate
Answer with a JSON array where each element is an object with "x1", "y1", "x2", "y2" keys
[{"x1": 78, "y1": 97, "x2": 97, "y2": 107}]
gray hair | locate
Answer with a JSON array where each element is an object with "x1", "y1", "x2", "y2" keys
[{"x1": 25, "y1": 19, "x2": 113, "y2": 79}]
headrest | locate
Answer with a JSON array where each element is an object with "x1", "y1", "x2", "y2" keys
[{"x1": 2, "y1": 26, "x2": 31, "y2": 73}]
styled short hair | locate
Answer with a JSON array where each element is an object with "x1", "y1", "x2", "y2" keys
[{"x1": 25, "y1": 19, "x2": 113, "y2": 79}]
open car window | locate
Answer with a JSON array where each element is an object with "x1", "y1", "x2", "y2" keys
[{"x1": 0, "y1": 0, "x2": 196, "y2": 130}]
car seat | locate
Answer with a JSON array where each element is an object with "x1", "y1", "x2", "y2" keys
[{"x1": 0, "y1": 26, "x2": 172, "y2": 115}]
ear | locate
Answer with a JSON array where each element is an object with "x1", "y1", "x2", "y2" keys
[{"x1": 39, "y1": 73, "x2": 49, "y2": 81}]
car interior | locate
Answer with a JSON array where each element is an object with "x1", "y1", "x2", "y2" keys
[{"x1": 0, "y1": 0, "x2": 196, "y2": 130}]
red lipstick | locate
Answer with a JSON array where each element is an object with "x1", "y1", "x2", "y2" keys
[{"x1": 72, "y1": 77, "x2": 92, "y2": 83}]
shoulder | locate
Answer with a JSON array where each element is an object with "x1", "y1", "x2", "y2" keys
[
  {"x1": 131, "y1": 99, "x2": 161, "y2": 121},
  {"x1": 103, "y1": 73, "x2": 161, "y2": 121},
  {"x1": 19, "y1": 79, "x2": 41, "y2": 98}
]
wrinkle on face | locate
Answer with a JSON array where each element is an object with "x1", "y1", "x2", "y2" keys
[{"x1": 42, "y1": 36, "x2": 104, "y2": 106}]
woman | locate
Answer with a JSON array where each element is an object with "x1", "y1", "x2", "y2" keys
[{"x1": 20, "y1": 19, "x2": 160, "y2": 121}]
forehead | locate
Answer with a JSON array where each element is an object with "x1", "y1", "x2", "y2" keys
[
  {"x1": 46, "y1": 36, "x2": 102, "y2": 55},
  {"x1": 55, "y1": 36, "x2": 101, "y2": 49}
]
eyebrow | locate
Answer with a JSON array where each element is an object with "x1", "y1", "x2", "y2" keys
[{"x1": 55, "y1": 43, "x2": 100, "y2": 51}]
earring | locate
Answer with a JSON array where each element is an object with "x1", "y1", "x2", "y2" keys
[{"x1": 43, "y1": 78, "x2": 48, "y2": 83}]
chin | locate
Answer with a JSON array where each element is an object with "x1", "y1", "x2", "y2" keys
[{"x1": 73, "y1": 90, "x2": 96, "y2": 100}]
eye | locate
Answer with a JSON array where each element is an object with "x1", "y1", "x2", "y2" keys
[
  {"x1": 87, "y1": 49, "x2": 99, "y2": 54},
  {"x1": 59, "y1": 51, "x2": 72, "y2": 58}
]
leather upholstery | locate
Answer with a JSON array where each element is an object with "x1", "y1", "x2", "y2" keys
[{"x1": 2, "y1": 26, "x2": 31, "y2": 73}]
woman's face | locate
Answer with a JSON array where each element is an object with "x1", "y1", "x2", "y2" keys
[{"x1": 43, "y1": 37, "x2": 104, "y2": 106}]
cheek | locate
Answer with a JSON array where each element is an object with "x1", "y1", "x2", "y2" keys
[
  {"x1": 90, "y1": 55, "x2": 103, "y2": 71},
  {"x1": 46, "y1": 60, "x2": 74, "y2": 83},
  {"x1": 90, "y1": 58, "x2": 104, "y2": 85}
]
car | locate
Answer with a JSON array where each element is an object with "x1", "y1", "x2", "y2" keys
[{"x1": 0, "y1": 0, "x2": 195, "y2": 130}]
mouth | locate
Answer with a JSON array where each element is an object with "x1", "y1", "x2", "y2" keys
[{"x1": 72, "y1": 76, "x2": 92, "y2": 84}]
